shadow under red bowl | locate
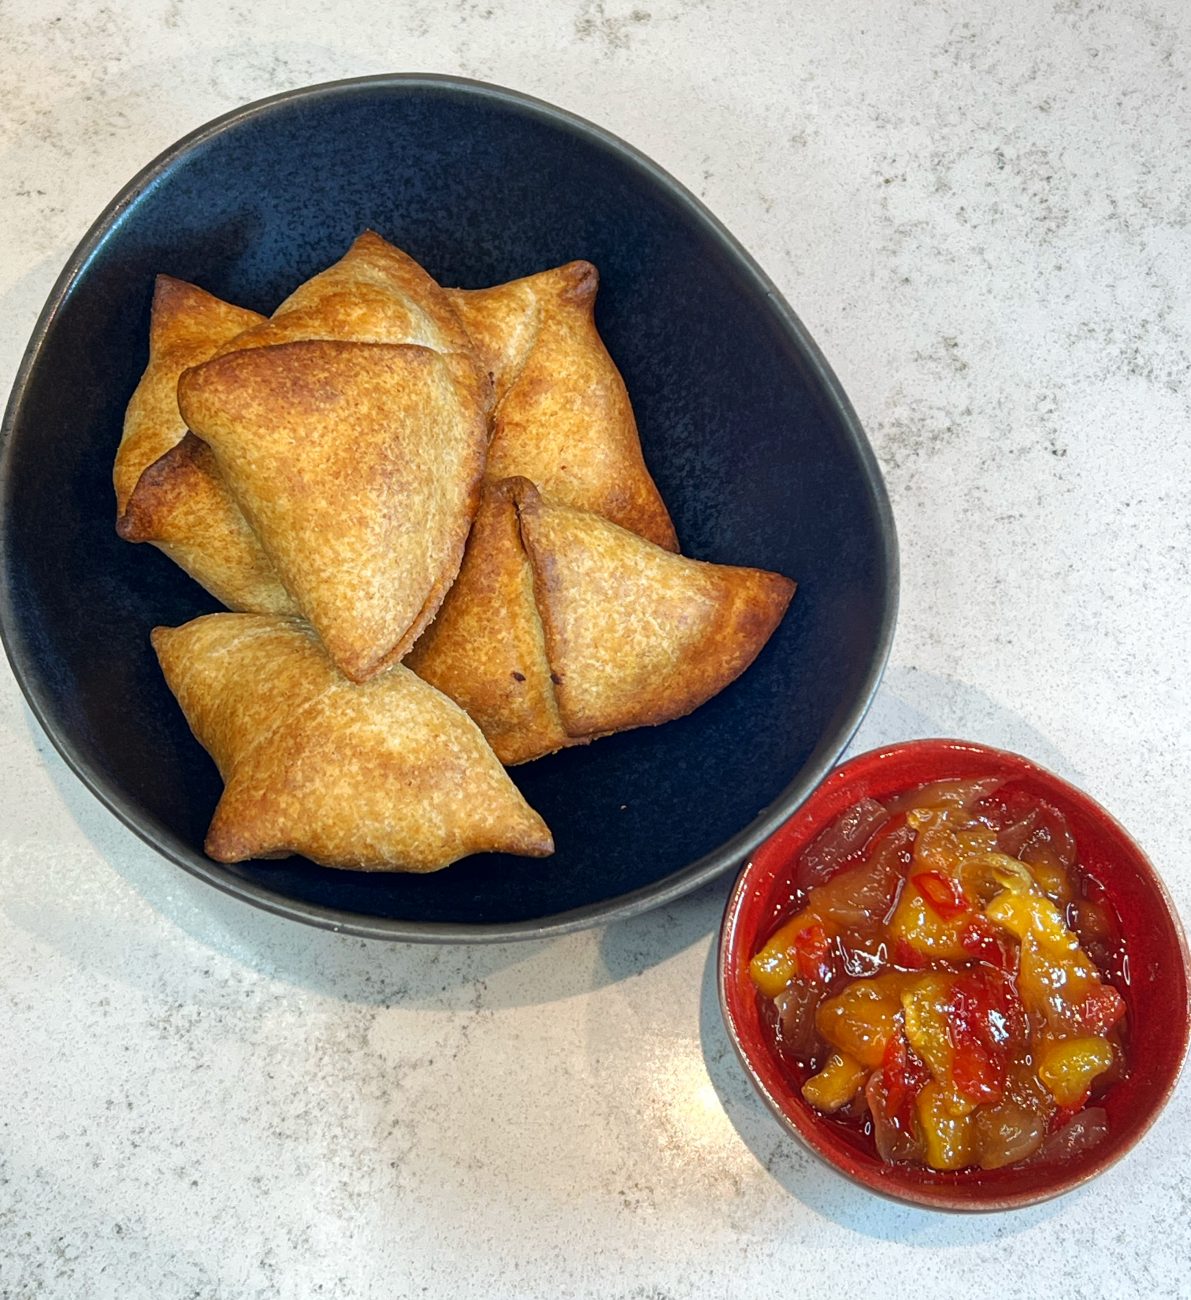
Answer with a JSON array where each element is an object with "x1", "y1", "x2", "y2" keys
[{"x1": 718, "y1": 738, "x2": 1191, "y2": 1211}]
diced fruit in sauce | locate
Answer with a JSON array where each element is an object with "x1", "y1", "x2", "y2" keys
[
  {"x1": 900, "y1": 974, "x2": 959, "y2": 1091},
  {"x1": 750, "y1": 776, "x2": 1128, "y2": 1174},
  {"x1": 796, "y1": 797, "x2": 889, "y2": 891},
  {"x1": 881, "y1": 1029, "x2": 930, "y2": 1127},
  {"x1": 866, "y1": 1070, "x2": 925, "y2": 1164},
  {"x1": 1036, "y1": 1036, "x2": 1115, "y2": 1107},
  {"x1": 977, "y1": 789, "x2": 1077, "y2": 876},
  {"x1": 802, "y1": 1052, "x2": 868, "y2": 1112},
  {"x1": 1028, "y1": 1107, "x2": 1110, "y2": 1165},
  {"x1": 1024, "y1": 857, "x2": 1074, "y2": 905},
  {"x1": 957, "y1": 853, "x2": 1034, "y2": 909},
  {"x1": 986, "y1": 887, "x2": 1081, "y2": 957},
  {"x1": 885, "y1": 776, "x2": 1003, "y2": 817},
  {"x1": 774, "y1": 979, "x2": 822, "y2": 1059},
  {"x1": 1078, "y1": 985, "x2": 1127, "y2": 1036},
  {"x1": 973, "y1": 1063, "x2": 1054, "y2": 1169},
  {"x1": 888, "y1": 879, "x2": 971, "y2": 961},
  {"x1": 749, "y1": 911, "x2": 831, "y2": 998},
  {"x1": 805, "y1": 822, "x2": 911, "y2": 931},
  {"x1": 912, "y1": 870, "x2": 969, "y2": 920},
  {"x1": 817, "y1": 973, "x2": 908, "y2": 1067},
  {"x1": 946, "y1": 969, "x2": 1025, "y2": 1107},
  {"x1": 792, "y1": 923, "x2": 834, "y2": 984},
  {"x1": 1017, "y1": 938, "x2": 1102, "y2": 1037},
  {"x1": 959, "y1": 914, "x2": 1016, "y2": 970},
  {"x1": 916, "y1": 1082, "x2": 977, "y2": 1171}
]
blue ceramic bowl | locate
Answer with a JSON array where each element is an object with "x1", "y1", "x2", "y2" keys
[{"x1": 0, "y1": 75, "x2": 897, "y2": 940}]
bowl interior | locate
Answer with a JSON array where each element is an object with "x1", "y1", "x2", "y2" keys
[
  {"x1": 1, "y1": 77, "x2": 894, "y2": 936},
  {"x1": 721, "y1": 739, "x2": 1190, "y2": 1210}
]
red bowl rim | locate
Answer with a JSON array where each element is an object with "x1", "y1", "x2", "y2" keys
[{"x1": 718, "y1": 737, "x2": 1191, "y2": 1212}]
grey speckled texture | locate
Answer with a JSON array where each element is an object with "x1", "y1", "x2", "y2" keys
[{"x1": 1, "y1": 1, "x2": 1189, "y2": 1296}]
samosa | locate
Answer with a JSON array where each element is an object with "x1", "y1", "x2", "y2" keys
[
  {"x1": 520, "y1": 485, "x2": 794, "y2": 737},
  {"x1": 176, "y1": 339, "x2": 487, "y2": 682},
  {"x1": 222, "y1": 230, "x2": 480, "y2": 372},
  {"x1": 406, "y1": 478, "x2": 572, "y2": 766},
  {"x1": 448, "y1": 261, "x2": 678, "y2": 550},
  {"x1": 113, "y1": 276, "x2": 295, "y2": 614},
  {"x1": 152, "y1": 613, "x2": 554, "y2": 871},
  {"x1": 119, "y1": 232, "x2": 489, "y2": 625},
  {"x1": 408, "y1": 478, "x2": 794, "y2": 763}
]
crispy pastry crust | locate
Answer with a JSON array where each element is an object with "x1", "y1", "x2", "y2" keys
[
  {"x1": 405, "y1": 479, "x2": 575, "y2": 766},
  {"x1": 114, "y1": 275, "x2": 265, "y2": 514},
  {"x1": 177, "y1": 339, "x2": 488, "y2": 683},
  {"x1": 119, "y1": 433, "x2": 297, "y2": 615},
  {"x1": 449, "y1": 262, "x2": 678, "y2": 550},
  {"x1": 152, "y1": 613, "x2": 553, "y2": 871},
  {"x1": 410, "y1": 477, "x2": 794, "y2": 761},
  {"x1": 517, "y1": 483, "x2": 794, "y2": 737},
  {"x1": 227, "y1": 231, "x2": 481, "y2": 365},
  {"x1": 114, "y1": 277, "x2": 295, "y2": 613},
  {"x1": 118, "y1": 233, "x2": 490, "y2": 622}
]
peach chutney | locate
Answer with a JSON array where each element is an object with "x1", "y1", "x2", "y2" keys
[{"x1": 750, "y1": 778, "x2": 1129, "y2": 1171}]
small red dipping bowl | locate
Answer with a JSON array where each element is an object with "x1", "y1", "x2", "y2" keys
[{"x1": 719, "y1": 738, "x2": 1191, "y2": 1211}]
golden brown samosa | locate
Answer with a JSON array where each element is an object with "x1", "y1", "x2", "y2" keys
[
  {"x1": 223, "y1": 230, "x2": 482, "y2": 371},
  {"x1": 448, "y1": 262, "x2": 678, "y2": 550},
  {"x1": 113, "y1": 276, "x2": 295, "y2": 614},
  {"x1": 152, "y1": 613, "x2": 554, "y2": 871},
  {"x1": 517, "y1": 483, "x2": 794, "y2": 738},
  {"x1": 120, "y1": 232, "x2": 489, "y2": 619},
  {"x1": 409, "y1": 478, "x2": 794, "y2": 763},
  {"x1": 405, "y1": 479, "x2": 573, "y2": 766},
  {"x1": 176, "y1": 339, "x2": 488, "y2": 682},
  {"x1": 114, "y1": 276, "x2": 263, "y2": 514}
]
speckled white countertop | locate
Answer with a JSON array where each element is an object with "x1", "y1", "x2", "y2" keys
[{"x1": 2, "y1": 1, "x2": 1189, "y2": 1295}]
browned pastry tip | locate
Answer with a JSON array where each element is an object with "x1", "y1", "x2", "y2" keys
[{"x1": 448, "y1": 261, "x2": 678, "y2": 550}]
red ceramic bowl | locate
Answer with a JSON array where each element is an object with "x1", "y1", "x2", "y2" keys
[{"x1": 719, "y1": 738, "x2": 1191, "y2": 1211}]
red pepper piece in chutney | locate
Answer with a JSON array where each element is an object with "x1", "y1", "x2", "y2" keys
[
  {"x1": 1079, "y1": 985, "x2": 1127, "y2": 1037},
  {"x1": 960, "y1": 915, "x2": 1016, "y2": 971},
  {"x1": 893, "y1": 937, "x2": 929, "y2": 970},
  {"x1": 912, "y1": 870, "x2": 970, "y2": 921},
  {"x1": 882, "y1": 1029, "x2": 930, "y2": 1127},
  {"x1": 792, "y1": 923, "x2": 833, "y2": 984},
  {"x1": 749, "y1": 776, "x2": 1130, "y2": 1174},
  {"x1": 947, "y1": 969, "x2": 1024, "y2": 1106}
]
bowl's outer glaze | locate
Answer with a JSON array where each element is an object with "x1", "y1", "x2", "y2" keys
[
  {"x1": 0, "y1": 75, "x2": 897, "y2": 940},
  {"x1": 720, "y1": 739, "x2": 1191, "y2": 1210}
]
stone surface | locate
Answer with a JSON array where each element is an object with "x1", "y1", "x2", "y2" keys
[{"x1": 1, "y1": 0, "x2": 1189, "y2": 1295}]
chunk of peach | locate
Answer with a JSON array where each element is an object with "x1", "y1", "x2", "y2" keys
[
  {"x1": 915, "y1": 1082, "x2": 977, "y2": 1171},
  {"x1": 888, "y1": 881, "x2": 969, "y2": 960},
  {"x1": 816, "y1": 973, "x2": 908, "y2": 1067},
  {"x1": 749, "y1": 911, "x2": 827, "y2": 998},
  {"x1": 802, "y1": 1052, "x2": 868, "y2": 1112},
  {"x1": 1036, "y1": 1036, "x2": 1115, "y2": 1107}
]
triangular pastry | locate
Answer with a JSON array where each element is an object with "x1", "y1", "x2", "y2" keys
[
  {"x1": 409, "y1": 478, "x2": 794, "y2": 762},
  {"x1": 119, "y1": 233, "x2": 489, "y2": 622},
  {"x1": 225, "y1": 230, "x2": 481, "y2": 371},
  {"x1": 518, "y1": 483, "x2": 795, "y2": 737},
  {"x1": 113, "y1": 276, "x2": 295, "y2": 614},
  {"x1": 448, "y1": 262, "x2": 678, "y2": 550},
  {"x1": 176, "y1": 339, "x2": 488, "y2": 682},
  {"x1": 405, "y1": 479, "x2": 573, "y2": 766},
  {"x1": 152, "y1": 613, "x2": 554, "y2": 871},
  {"x1": 114, "y1": 276, "x2": 264, "y2": 514}
]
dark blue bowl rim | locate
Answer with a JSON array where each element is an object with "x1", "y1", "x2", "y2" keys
[{"x1": 0, "y1": 73, "x2": 899, "y2": 944}]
